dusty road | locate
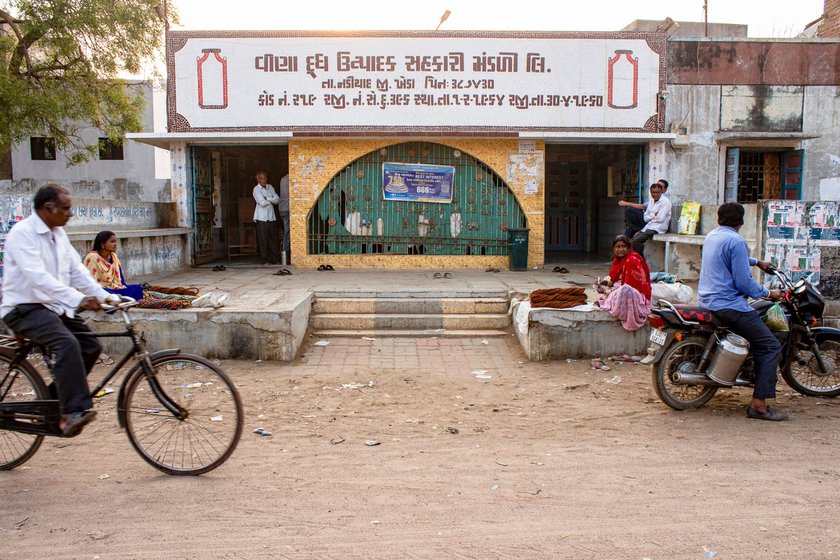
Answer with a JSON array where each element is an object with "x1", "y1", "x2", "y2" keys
[{"x1": 2, "y1": 335, "x2": 839, "y2": 559}]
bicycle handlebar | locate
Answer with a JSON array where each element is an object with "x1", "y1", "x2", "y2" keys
[{"x1": 100, "y1": 295, "x2": 139, "y2": 311}]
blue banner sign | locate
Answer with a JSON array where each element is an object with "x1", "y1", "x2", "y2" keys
[{"x1": 382, "y1": 162, "x2": 455, "y2": 203}]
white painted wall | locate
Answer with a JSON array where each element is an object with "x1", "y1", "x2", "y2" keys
[{"x1": 9, "y1": 82, "x2": 171, "y2": 203}]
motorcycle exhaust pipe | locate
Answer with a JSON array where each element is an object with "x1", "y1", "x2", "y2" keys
[{"x1": 672, "y1": 370, "x2": 752, "y2": 387}]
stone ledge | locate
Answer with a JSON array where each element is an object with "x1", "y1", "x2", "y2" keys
[
  {"x1": 88, "y1": 290, "x2": 312, "y2": 361},
  {"x1": 514, "y1": 303, "x2": 650, "y2": 361},
  {"x1": 66, "y1": 227, "x2": 191, "y2": 242}
]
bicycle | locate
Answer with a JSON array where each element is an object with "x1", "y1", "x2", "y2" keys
[{"x1": 0, "y1": 297, "x2": 243, "y2": 475}]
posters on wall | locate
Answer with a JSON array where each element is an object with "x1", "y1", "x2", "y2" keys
[{"x1": 764, "y1": 201, "x2": 840, "y2": 285}]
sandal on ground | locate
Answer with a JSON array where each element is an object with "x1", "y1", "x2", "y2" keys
[
  {"x1": 273, "y1": 268, "x2": 292, "y2": 276},
  {"x1": 443, "y1": 272, "x2": 452, "y2": 279},
  {"x1": 486, "y1": 267, "x2": 500, "y2": 273},
  {"x1": 317, "y1": 265, "x2": 326, "y2": 271},
  {"x1": 212, "y1": 265, "x2": 226, "y2": 272},
  {"x1": 61, "y1": 410, "x2": 97, "y2": 437},
  {"x1": 433, "y1": 272, "x2": 442, "y2": 279},
  {"x1": 553, "y1": 266, "x2": 569, "y2": 273},
  {"x1": 324, "y1": 264, "x2": 335, "y2": 271}
]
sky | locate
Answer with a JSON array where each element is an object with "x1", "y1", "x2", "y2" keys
[{"x1": 168, "y1": 0, "x2": 825, "y2": 38}]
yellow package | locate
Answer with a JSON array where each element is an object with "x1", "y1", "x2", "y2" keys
[{"x1": 678, "y1": 201, "x2": 701, "y2": 235}]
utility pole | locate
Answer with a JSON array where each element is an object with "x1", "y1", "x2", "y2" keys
[{"x1": 704, "y1": 0, "x2": 709, "y2": 37}]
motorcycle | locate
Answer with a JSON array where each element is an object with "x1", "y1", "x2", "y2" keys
[{"x1": 642, "y1": 267, "x2": 840, "y2": 410}]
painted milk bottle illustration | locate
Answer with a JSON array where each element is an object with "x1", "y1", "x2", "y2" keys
[
  {"x1": 607, "y1": 49, "x2": 638, "y2": 109},
  {"x1": 197, "y1": 48, "x2": 228, "y2": 109}
]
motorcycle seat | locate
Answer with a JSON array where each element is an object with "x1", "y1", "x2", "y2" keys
[{"x1": 671, "y1": 305, "x2": 717, "y2": 325}]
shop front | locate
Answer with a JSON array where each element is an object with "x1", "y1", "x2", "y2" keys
[{"x1": 132, "y1": 31, "x2": 672, "y2": 269}]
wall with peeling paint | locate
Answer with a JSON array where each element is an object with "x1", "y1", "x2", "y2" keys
[{"x1": 8, "y1": 83, "x2": 170, "y2": 203}]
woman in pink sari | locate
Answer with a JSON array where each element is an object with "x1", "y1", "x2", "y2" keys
[{"x1": 597, "y1": 235, "x2": 652, "y2": 331}]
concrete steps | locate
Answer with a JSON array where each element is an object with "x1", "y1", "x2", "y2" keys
[{"x1": 311, "y1": 293, "x2": 511, "y2": 338}]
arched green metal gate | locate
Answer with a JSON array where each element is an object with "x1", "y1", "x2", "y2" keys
[{"x1": 307, "y1": 142, "x2": 526, "y2": 256}]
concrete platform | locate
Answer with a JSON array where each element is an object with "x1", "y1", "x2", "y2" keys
[{"x1": 87, "y1": 262, "x2": 676, "y2": 361}]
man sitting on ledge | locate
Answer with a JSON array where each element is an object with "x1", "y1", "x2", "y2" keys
[{"x1": 618, "y1": 182, "x2": 671, "y2": 258}]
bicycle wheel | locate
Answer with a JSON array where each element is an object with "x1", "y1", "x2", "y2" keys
[
  {"x1": 122, "y1": 353, "x2": 243, "y2": 475},
  {"x1": 0, "y1": 349, "x2": 48, "y2": 470}
]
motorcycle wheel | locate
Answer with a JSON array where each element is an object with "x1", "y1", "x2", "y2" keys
[
  {"x1": 781, "y1": 334, "x2": 840, "y2": 397},
  {"x1": 653, "y1": 335, "x2": 718, "y2": 410}
]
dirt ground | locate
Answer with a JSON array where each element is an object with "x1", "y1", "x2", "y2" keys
[{"x1": 2, "y1": 335, "x2": 840, "y2": 560}]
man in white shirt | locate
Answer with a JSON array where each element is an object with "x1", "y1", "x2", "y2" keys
[
  {"x1": 252, "y1": 171, "x2": 281, "y2": 265},
  {"x1": 621, "y1": 178, "x2": 669, "y2": 238},
  {"x1": 1, "y1": 184, "x2": 111, "y2": 436},
  {"x1": 619, "y1": 182, "x2": 671, "y2": 258}
]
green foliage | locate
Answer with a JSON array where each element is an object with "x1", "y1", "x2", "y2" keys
[{"x1": 0, "y1": 0, "x2": 171, "y2": 163}]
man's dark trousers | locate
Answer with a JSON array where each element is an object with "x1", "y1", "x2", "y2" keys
[
  {"x1": 3, "y1": 304, "x2": 101, "y2": 413},
  {"x1": 712, "y1": 308, "x2": 782, "y2": 399},
  {"x1": 255, "y1": 220, "x2": 280, "y2": 264},
  {"x1": 625, "y1": 207, "x2": 646, "y2": 238}
]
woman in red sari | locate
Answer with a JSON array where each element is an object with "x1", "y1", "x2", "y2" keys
[{"x1": 598, "y1": 235, "x2": 652, "y2": 330}]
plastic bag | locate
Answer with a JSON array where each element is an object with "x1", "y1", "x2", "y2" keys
[
  {"x1": 678, "y1": 201, "x2": 701, "y2": 235},
  {"x1": 650, "y1": 282, "x2": 694, "y2": 305},
  {"x1": 764, "y1": 302, "x2": 789, "y2": 332}
]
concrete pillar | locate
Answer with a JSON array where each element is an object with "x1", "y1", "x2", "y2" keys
[{"x1": 170, "y1": 141, "x2": 191, "y2": 227}]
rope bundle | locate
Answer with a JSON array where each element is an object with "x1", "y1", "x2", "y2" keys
[
  {"x1": 136, "y1": 297, "x2": 193, "y2": 310},
  {"x1": 144, "y1": 285, "x2": 200, "y2": 296},
  {"x1": 529, "y1": 287, "x2": 587, "y2": 309}
]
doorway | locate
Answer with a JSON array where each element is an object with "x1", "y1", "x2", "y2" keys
[
  {"x1": 544, "y1": 144, "x2": 646, "y2": 263},
  {"x1": 190, "y1": 144, "x2": 288, "y2": 267}
]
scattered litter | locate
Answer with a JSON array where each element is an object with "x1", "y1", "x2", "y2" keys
[
  {"x1": 471, "y1": 369, "x2": 488, "y2": 376},
  {"x1": 361, "y1": 336, "x2": 376, "y2": 341},
  {"x1": 604, "y1": 375, "x2": 622, "y2": 384},
  {"x1": 98, "y1": 474, "x2": 110, "y2": 480},
  {"x1": 181, "y1": 382, "x2": 202, "y2": 389},
  {"x1": 314, "y1": 340, "x2": 330, "y2": 346},
  {"x1": 566, "y1": 358, "x2": 575, "y2": 363},
  {"x1": 445, "y1": 426, "x2": 459, "y2": 434},
  {"x1": 474, "y1": 374, "x2": 492, "y2": 381},
  {"x1": 423, "y1": 328, "x2": 446, "y2": 335},
  {"x1": 565, "y1": 383, "x2": 590, "y2": 391},
  {"x1": 342, "y1": 381, "x2": 375, "y2": 390},
  {"x1": 330, "y1": 437, "x2": 345, "y2": 445},
  {"x1": 480, "y1": 339, "x2": 489, "y2": 345},
  {"x1": 210, "y1": 415, "x2": 223, "y2": 422},
  {"x1": 370, "y1": 520, "x2": 381, "y2": 525},
  {"x1": 253, "y1": 428, "x2": 272, "y2": 437},
  {"x1": 255, "y1": 359, "x2": 262, "y2": 363},
  {"x1": 491, "y1": 484, "x2": 500, "y2": 491},
  {"x1": 495, "y1": 460, "x2": 508, "y2": 466},
  {"x1": 93, "y1": 387, "x2": 115, "y2": 398},
  {"x1": 98, "y1": 354, "x2": 114, "y2": 365},
  {"x1": 87, "y1": 530, "x2": 108, "y2": 541},
  {"x1": 301, "y1": 415, "x2": 316, "y2": 419},
  {"x1": 703, "y1": 547, "x2": 719, "y2": 559},
  {"x1": 365, "y1": 439, "x2": 381, "y2": 446}
]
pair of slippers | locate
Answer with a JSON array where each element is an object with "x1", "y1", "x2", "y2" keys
[
  {"x1": 485, "y1": 267, "x2": 501, "y2": 273},
  {"x1": 591, "y1": 359, "x2": 611, "y2": 371},
  {"x1": 212, "y1": 265, "x2": 226, "y2": 272},
  {"x1": 273, "y1": 268, "x2": 292, "y2": 276},
  {"x1": 553, "y1": 266, "x2": 569, "y2": 273},
  {"x1": 317, "y1": 264, "x2": 335, "y2": 271},
  {"x1": 433, "y1": 272, "x2": 453, "y2": 279}
]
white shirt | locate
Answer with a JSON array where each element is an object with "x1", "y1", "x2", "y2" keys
[
  {"x1": 1, "y1": 213, "x2": 110, "y2": 318},
  {"x1": 643, "y1": 195, "x2": 672, "y2": 234},
  {"x1": 253, "y1": 184, "x2": 279, "y2": 222}
]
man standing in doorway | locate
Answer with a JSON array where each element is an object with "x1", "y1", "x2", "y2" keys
[
  {"x1": 278, "y1": 173, "x2": 290, "y2": 263},
  {"x1": 252, "y1": 171, "x2": 281, "y2": 265}
]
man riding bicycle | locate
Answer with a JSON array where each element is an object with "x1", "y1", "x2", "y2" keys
[{"x1": 1, "y1": 184, "x2": 112, "y2": 436}]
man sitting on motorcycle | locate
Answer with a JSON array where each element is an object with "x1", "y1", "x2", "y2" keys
[{"x1": 698, "y1": 202, "x2": 787, "y2": 421}]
